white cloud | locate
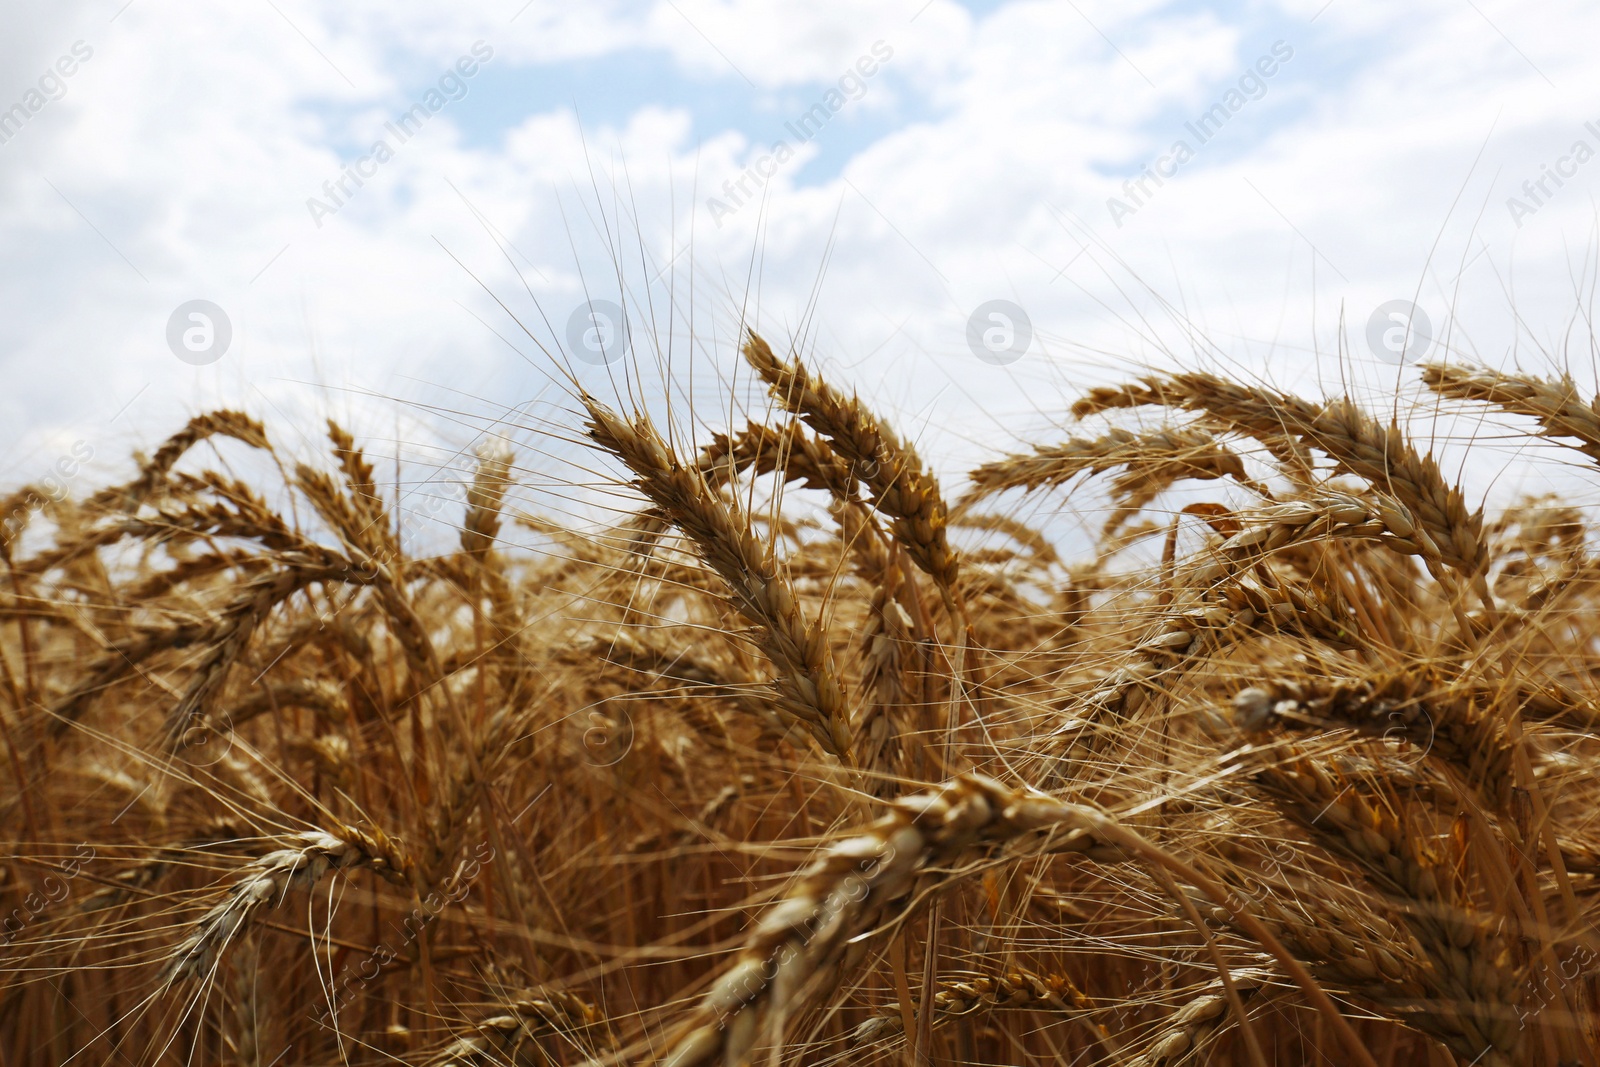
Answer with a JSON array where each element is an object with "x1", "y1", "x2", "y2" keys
[{"x1": 2, "y1": 0, "x2": 1599, "y2": 515}]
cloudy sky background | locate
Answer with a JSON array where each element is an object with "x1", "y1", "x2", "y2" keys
[{"x1": 5, "y1": 0, "x2": 1600, "y2": 525}]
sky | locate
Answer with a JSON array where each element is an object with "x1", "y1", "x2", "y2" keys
[{"x1": 4, "y1": 0, "x2": 1600, "y2": 523}]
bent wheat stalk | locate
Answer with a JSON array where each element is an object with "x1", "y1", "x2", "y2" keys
[
  {"x1": 1226, "y1": 727, "x2": 1521, "y2": 1064},
  {"x1": 1233, "y1": 672, "x2": 1515, "y2": 810},
  {"x1": 968, "y1": 425, "x2": 1273, "y2": 536},
  {"x1": 583, "y1": 395, "x2": 855, "y2": 760},
  {"x1": 653, "y1": 774, "x2": 1376, "y2": 1067},
  {"x1": 1072, "y1": 373, "x2": 1490, "y2": 591},
  {"x1": 1421, "y1": 364, "x2": 1600, "y2": 464},
  {"x1": 161, "y1": 827, "x2": 410, "y2": 987},
  {"x1": 742, "y1": 333, "x2": 960, "y2": 593}
]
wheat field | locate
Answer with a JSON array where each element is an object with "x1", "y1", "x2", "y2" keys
[{"x1": 2, "y1": 332, "x2": 1599, "y2": 1065}]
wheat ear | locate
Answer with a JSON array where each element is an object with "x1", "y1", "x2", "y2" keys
[
  {"x1": 654, "y1": 773, "x2": 1377, "y2": 1067},
  {"x1": 846, "y1": 966, "x2": 1102, "y2": 1048},
  {"x1": 161, "y1": 827, "x2": 410, "y2": 987},
  {"x1": 1125, "y1": 968, "x2": 1272, "y2": 1067},
  {"x1": 460, "y1": 439, "x2": 514, "y2": 557},
  {"x1": 1233, "y1": 673, "x2": 1515, "y2": 810},
  {"x1": 742, "y1": 333, "x2": 960, "y2": 591},
  {"x1": 1072, "y1": 373, "x2": 1489, "y2": 588},
  {"x1": 1227, "y1": 730, "x2": 1521, "y2": 1063},
  {"x1": 1187, "y1": 491, "x2": 1437, "y2": 586},
  {"x1": 968, "y1": 425, "x2": 1272, "y2": 537},
  {"x1": 425, "y1": 991, "x2": 607, "y2": 1065},
  {"x1": 1421, "y1": 364, "x2": 1600, "y2": 464},
  {"x1": 583, "y1": 395, "x2": 854, "y2": 759},
  {"x1": 86, "y1": 410, "x2": 270, "y2": 512},
  {"x1": 1038, "y1": 574, "x2": 1361, "y2": 779}
]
